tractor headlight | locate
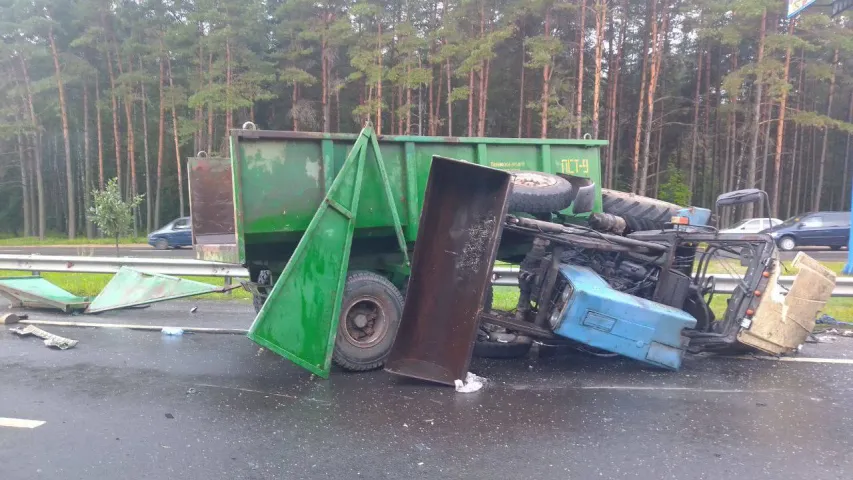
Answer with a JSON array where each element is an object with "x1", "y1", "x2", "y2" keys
[{"x1": 549, "y1": 306, "x2": 563, "y2": 329}]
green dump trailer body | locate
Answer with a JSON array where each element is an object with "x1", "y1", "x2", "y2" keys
[{"x1": 191, "y1": 128, "x2": 607, "y2": 276}]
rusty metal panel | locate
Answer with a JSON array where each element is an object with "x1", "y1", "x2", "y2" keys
[
  {"x1": 188, "y1": 156, "x2": 238, "y2": 263},
  {"x1": 85, "y1": 267, "x2": 235, "y2": 314},
  {"x1": 0, "y1": 276, "x2": 90, "y2": 312},
  {"x1": 385, "y1": 156, "x2": 511, "y2": 386},
  {"x1": 737, "y1": 252, "x2": 836, "y2": 354}
]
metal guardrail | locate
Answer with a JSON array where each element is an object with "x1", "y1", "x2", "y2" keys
[
  {"x1": 0, "y1": 254, "x2": 248, "y2": 277},
  {"x1": 0, "y1": 254, "x2": 850, "y2": 297}
]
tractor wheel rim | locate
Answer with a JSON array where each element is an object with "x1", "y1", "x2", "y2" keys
[
  {"x1": 512, "y1": 172, "x2": 558, "y2": 188},
  {"x1": 342, "y1": 296, "x2": 388, "y2": 348}
]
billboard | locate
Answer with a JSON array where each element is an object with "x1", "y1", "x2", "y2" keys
[{"x1": 787, "y1": 0, "x2": 818, "y2": 18}]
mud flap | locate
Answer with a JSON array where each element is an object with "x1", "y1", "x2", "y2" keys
[
  {"x1": 385, "y1": 157, "x2": 511, "y2": 386},
  {"x1": 737, "y1": 252, "x2": 836, "y2": 354},
  {"x1": 85, "y1": 267, "x2": 236, "y2": 314}
]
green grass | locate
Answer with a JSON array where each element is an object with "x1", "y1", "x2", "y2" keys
[
  {"x1": 0, "y1": 235, "x2": 147, "y2": 246},
  {"x1": 0, "y1": 270, "x2": 251, "y2": 301}
]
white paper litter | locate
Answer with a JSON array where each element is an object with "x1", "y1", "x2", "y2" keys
[{"x1": 454, "y1": 372, "x2": 486, "y2": 393}]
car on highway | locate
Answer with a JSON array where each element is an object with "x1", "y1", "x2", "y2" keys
[
  {"x1": 148, "y1": 217, "x2": 192, "y2": 250},
  {"x1": 720, "y1": 217, "x2": 782, "y2": 234},
  {"x1": 765, "y1": 211, "x2": 850, "y2": 251}
]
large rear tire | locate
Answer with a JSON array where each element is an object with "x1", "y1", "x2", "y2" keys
[
  {"x1": 507, "y1": 171, "x2": 574, "y2": 214},
  {"x1": 601, "y1": 189, "x2": 681, "y2": 233},
  {"x1": 333, "y1": 271, "x2": 404, "y2": 371},
  {"x1": 252, "y1": 270, "x2": 272, "y2": 313}
]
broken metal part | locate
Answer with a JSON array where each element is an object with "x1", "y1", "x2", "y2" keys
[
  {"x1": 10, "y1": 324, "x2": 78, "y2": 350},
  {"x1": 589, "y1": 212, "x2": 627, "y2": 235}
]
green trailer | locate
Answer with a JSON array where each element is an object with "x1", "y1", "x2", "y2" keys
[{"x1": 189, "y1": 125, "x2": 607, "y2": 377}]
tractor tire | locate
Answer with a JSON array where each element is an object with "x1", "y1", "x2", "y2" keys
[
  {"x1": 507, "y1": 171, "x2": 574, "y2": 214},
  {"x1": 601, "y1": 188, "x2": 682, "y2": 233},
  {"x1": 252, "y1": 270, "x2": 272, "y2": 313},
  {"x1": 473, "y1": 286, "x2": 533, "y2": 359},
  {"x1": 333, "y1": 271, "x2": 404, "y2": 371}
]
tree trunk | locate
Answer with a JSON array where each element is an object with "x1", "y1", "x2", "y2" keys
[
  {"x1": 592, "y1": 0, "x2": 605, "y2": 139},
  {"x1": 772, "y1": 21, "x2": 793, "y2": 215},
  {"x1": 155, "y1": 42, "x2": 166, "y2": 229},
  {"x1": 639, "y1": 1, "x2": 665, "y2": 195},
  {"x1": 467, "y1": 69, "x2": 474, "y2": 137},
  {"x1": 321, "y1": 30, "x2": 329, "y2": 132},
  {"x1": 102, "y1": 13, "x2": 122, "y2": 198},
  {"x1": 140, "y1": 58, "x2": 153, "y2": 233},
  {"x1": 15, "y1": 122, "x2": 31, "y2": 237},
  {"x1": 541, "y1": 8, "x2": 552, "y2": 138},
  {"x1": 121, "y1": 56, "x2": 138, "y2": 224},
  {"x1": 606, "y1": 0, "x2": 627, "y2": 188},
  {"x1": 207, "y1": 52, "x2": 214, "y2": 154},
  {"x1": 689, "y1": 48, "x2": 702, "y2": 202},
  {"x1": 813, "y1": 48, "x2": 839, "y2": 212},
  {"x1": 841, "y1": 92, "x2": 853, "y2": 210},
  {"x1": 445, "y1": 50, "x2": 452, "y2": 136},
  {"x1": 167, "y1": 57, "x2": 185, "y2": 216},
  {"x1": 48, "y1": 27, "x2": 76, "y2": 239},
  {"x1": 83, "y1": 82, "x2": 93, "y2": 238},
  {"x1": 744, "y1": 9, "x2": 766, "y2": 218},
  {"x1": 575, "y1": 0, "x2": 587, "y2": 138},
  {"x1": 18, "y1": 55, "x2": 45, "y2": 239},
  {"x1": 376, "y1": 21, "x2": 383, "y2": 135},
  {"x1": 226, "y1": 38, "x2": 233, "y2": 136},
  {"x1": 631, "y1": 0, "x2": 651, "y2": 192},
  {"x1": 759, "y1": 100, "x2": 773, "y2": 217},
  {"x1": 95, "y1": 75, "x2": 104, "y2": 190},
  {"x1": 517, "y1": 26, "x2": 526, "y2": 138}
]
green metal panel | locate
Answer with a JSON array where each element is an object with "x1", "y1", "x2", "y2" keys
[
  {"x1": 0, "y1": 277, "x2": 90, "y2": 312},
  {"x1": 247, "y1": 127, "x2": 408, "y2": 377},
  {"x1": 229, "y1": 131, "x2": 606, "y2": 259},
  {"x1": 86, "y1": 267, "x2": 233, "y2": 313}
]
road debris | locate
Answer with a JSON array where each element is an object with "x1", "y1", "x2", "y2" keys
[
  {"x1": 10, "y1": 324, "x2": 78, "y2": 349},
  {"x1": 454, "y1": 372, "x2": 486, "y2": 393},
  {"x1": 161, "y1": 327, "x2": 184, "y2": 336},
  {"x1": 1, "y1": 313, "x2": 26, "y2": 324},
  {"x1": 816, "y1": 314, "x2": 853, "y2": 327}
]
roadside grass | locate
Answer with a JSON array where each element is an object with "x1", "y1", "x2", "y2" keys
[
  {"x1": 0, "y1": 270, "x2": 252, "y2": 302},
  {"x1": 0, "y1": 235, "x2": 147, "y2": 246}
]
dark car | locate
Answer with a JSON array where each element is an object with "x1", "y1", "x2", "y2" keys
[
  {"x1": 764, "y1": 211, "x2": 850, "y2": 251},
  {"x1": 148, "y1": 217, "x2": 192, "y2": 250}
]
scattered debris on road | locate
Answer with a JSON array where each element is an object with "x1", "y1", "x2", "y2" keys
[
  {"x1": 10, "y1": 324, "x2": 78, "y2": 349},
  {"x1": 454, "y1": 372, "x2": 486, "y2": 393}
]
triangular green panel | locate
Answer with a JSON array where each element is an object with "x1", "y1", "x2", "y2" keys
[
  {"x1": 247, "y1": 129, "x2": 369, "y2": 378},
  {"x1": 85, "y1": 267, "x2": 224, "y2": 313}
]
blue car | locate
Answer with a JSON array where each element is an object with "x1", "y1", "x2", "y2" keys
[
  {"x1": 148, "y1": 217, "x2": 192, "y2": 250},
  {"x1": 764, "y1": 211, "x2": 850, "y2": 251}
]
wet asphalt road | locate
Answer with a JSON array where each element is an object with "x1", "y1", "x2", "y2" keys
[
  {"x1": 2, "y1": 300, "x2": 853, "y2": 480},
  {"x1": 0, "y1": 244, "x2": 849, "y2": 263}
]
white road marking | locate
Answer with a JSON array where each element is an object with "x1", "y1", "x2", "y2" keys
[
  {"x1": 0, "y1": 249, "x2": 22, "y2": 252},
  {"x1": 737, "y1": 355, "x2": 853, "y2": 365},
  {"x1": 576, "y1": 386, "x2": 778, "y2": 393},
  {"x1": 0, "y1": 417, "x2": 46, "y2": 428}
]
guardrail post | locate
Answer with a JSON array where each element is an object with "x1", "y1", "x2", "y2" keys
[{"x1": 224, "y1": 275, "x2": 232, "y2": 295}]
